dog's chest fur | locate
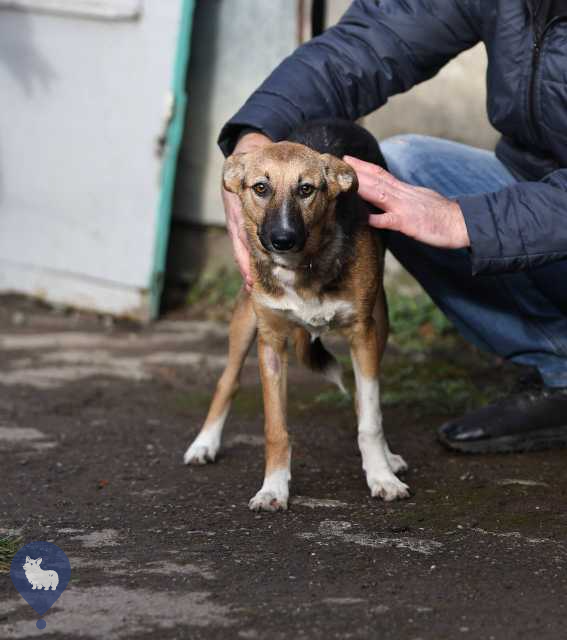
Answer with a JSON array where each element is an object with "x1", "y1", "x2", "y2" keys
[{"x1": 257, "y1": 266, "x2": 354, "y2": 336}]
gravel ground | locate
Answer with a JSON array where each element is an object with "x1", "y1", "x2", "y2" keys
[{"x1": 1, "y1": 295, "x2": 567, "y2": 640}]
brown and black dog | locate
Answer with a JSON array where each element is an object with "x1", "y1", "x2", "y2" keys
[{"x1": 184, "y1": 120, "x2": 409, "y2": 511}]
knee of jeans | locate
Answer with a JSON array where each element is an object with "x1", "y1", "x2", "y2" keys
[{"x1": 380, "y1": 134, "x2": 433, "y2": 181}]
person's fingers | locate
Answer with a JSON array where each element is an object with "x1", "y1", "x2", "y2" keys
[
  {"x1": 344, "y1": 155, "x2": 396, "y2": 181},
  {"x1": 346, "y1": 159, "x2": 410, "y2": 211},
  {"x1": 345, "y1": 155, "x2": 418, "y2": 198},
  {"x1": 368, "y1": 211, "x2": 403, "y2": 232},
  {"x1": 343, "y1": 155, "x2": 402, "y2": 189},
  {"x1": 232, "y1": 234, "x2": 253, "y2": 288},
  {"x1": 237, "y1": 224, "x2": 249, "y2": 249},
  {"x1": 234, "y1": 226, "x2": 252, "y2": 282},
  {"x1": 223, "y1": 187, "x2": 254, "y2": 288},
  {"x1": 350, "y1": 165, "x2": 394, "y2": 194},
  {"x1": 232, "y1": 231, "x2": 251, "y2": 279},
  {"x1": 356, "y1": 176, "x2": 403, "y2": 211}
]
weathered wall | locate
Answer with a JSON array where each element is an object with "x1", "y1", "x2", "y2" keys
[{"x1": 172, "y1": 0, "x2": 298, "y2": 227}]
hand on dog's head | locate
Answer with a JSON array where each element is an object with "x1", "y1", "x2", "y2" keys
[{"x1": 223, "y1": 142, "x2": 358, "y2": 258}]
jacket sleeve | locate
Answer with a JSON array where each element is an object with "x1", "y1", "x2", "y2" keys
[
  {"x1": 218, "y1": 0, "x2": 482, "y2": 155},
  {"x1": 458, "y1": 169, "x2": 567, "y2": 275}
]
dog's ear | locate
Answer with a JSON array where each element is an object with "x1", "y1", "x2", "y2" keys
[
  {"x1": 25, "y1": 556, "x2": 30, "y2": 562},
  {"x1": 37, "y1": 558, "x2": 42, "y2": 565},
  {"x1": 321, "y1": 154, "x2": 358, "y2": 198},
  {"x1": 222, "y1": 153, "x2": 247, "y2": 194}
]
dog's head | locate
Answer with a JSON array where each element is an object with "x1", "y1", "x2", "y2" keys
[
  {"x1": 23, "y1": 556, "x2": 41, "y2": 569},
  {"x1": 223, "y1": 142, "x2": 358, "y2": 263}
]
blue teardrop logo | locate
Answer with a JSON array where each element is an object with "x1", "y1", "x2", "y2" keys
[{"x1": 10, "y1": 541, "x2": 71, "y2": 629}]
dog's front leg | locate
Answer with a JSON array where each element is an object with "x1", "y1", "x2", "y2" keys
[
  {"x1": 249, "y1": 333, "x2": 291, "y2": 512},
  {"x1": 349, "y1": 321, "x2": 410, "y2": 501},
  {"x1": 184, "y1": 290, "x2": 257, "y2": 464}
]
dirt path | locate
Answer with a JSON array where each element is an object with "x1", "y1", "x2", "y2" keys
[{"x1": 1, "y1": 297, "x2": 567, "y2": 639}]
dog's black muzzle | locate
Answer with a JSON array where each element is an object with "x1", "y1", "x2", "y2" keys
[{"x1": 259, "y1": 198, "x2": 306, "y2": 254}]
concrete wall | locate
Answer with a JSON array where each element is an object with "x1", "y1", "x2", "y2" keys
[{"x1": 364, "y1": 44, "x2": 498, "y2": 149}]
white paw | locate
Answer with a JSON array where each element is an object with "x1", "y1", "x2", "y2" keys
[
  {"x1": 248, "y1": 490, "x2": 288, "y2": 512},
  {"x1": 368, "y1": 475, "x2": 410, "y2": 502},
  {"x1": 183, "y1": 440, "x2": 218, "y2": 465},
  {"x1": 387, "y1": 452, "x2": 408, "y2": 475}
]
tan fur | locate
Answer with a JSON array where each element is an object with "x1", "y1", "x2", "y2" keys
[
  {"x1": 186, "y1": 141, "x2": 404, "y2": 509},
  {"x1": 199, "y1": 290, "x2": 256, "y2": 428},
  {"x1": 224, "y1": 143, "x2": 359, "y2": 298}
]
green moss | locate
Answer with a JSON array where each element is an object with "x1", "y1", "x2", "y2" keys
[
  {"x1": 173, "y1": 391, "x2": 214, "y2": 414},
  {"x1": 387, "y1": 291, "x2": 453, "y2": 352},
  {"x1": 173, "y1": 388, "x2": 265, "y2": 421},
  {"x1": 379, "y1": 292, "x2": 507, "y2": 416},
  {"x1": 232, "y1": 391, "x2": 264, "y2": 419},
  {"x1": 313, "y1": 388, "x2": 352, "y2": 408},
  {"x1": 186, "y1": 267, "x2": 242, "y2": 319},
  {"x1": 380, "y1": 356, "x2": 503, "y2": 417},
  {"x1": 0, "y1": 533, "x2": 22, "y2": 574}
]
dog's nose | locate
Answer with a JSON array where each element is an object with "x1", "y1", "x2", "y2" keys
[{"x1": 270, "y1": 230, "x2": 297, "y2": 252}]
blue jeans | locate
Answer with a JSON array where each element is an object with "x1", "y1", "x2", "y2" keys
[{"x1": 381, "y1": 135, "x2": 567, "y2": 389}]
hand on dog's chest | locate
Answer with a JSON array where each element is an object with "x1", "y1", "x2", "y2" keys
[{"x1": 257, "y1": 269, "x2": 354, "y2": 334}]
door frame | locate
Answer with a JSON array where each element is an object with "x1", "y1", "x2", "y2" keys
[{"x1": 149, "y1": 0, "x2": 195, "y2": 318}]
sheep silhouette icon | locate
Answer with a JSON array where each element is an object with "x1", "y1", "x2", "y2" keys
[{"x1": 10, "y1": 542, "x2": 71, "y2": 629}]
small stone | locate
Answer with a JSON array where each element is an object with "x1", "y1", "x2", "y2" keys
[{"x1": 11, "y1": 311, "x2": 25, "y2": 326}]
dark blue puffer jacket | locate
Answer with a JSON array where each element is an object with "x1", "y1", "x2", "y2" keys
[{"x1": 218, "y1": 0, "x2": 567, "y2": 276}]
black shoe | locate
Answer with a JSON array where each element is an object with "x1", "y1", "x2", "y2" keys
[{"x1": 438, "y1": 381, "x2": 567, "y2": 454}]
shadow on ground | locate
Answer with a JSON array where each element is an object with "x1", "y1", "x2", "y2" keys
[{"x1": 1, "y1": 295, "x2": 566, "y2": 639}]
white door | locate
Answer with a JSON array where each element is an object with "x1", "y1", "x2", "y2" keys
[{"x1": 0, "y1": 0, "x2": 195, "y2": 321}]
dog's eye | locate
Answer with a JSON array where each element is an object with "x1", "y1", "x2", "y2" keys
[
  {"x1": 298, "y1": 184, "x2": 315, "y2": 198},
  {"x1": 252, "y1": 183, "x2": 269, "y2": 197}
]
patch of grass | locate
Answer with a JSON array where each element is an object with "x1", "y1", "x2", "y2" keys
[
  {"x1": 173, "y1": 391, "x2": 214, "y2": 414},
  {"x1": 174, "y1": 389, "x2": 264, "y2": 421},
  {"x1": 387, "y1": 291, "x2": 453, "y2": 352},
  {"x1": 381, "y1": 370, "x2": 472, "y2": 416},
  {"x1": 381, "y1": 358, "x2": 503, "y2": 417},
  {"x1": 0, "y1": 533, "x2": 23, "y2": 574},
  {"x1": 232, "y1": 392, "x2": 264, "y2": 419},
  {"x1": 313, "y1": 388, "x2": 352, "y2": 408},
  {"x1": 186, "y1": 267, "x2": 242, "y2": 320}
]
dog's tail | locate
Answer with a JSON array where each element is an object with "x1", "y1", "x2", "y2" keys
[{"x1": 294, "y1": 329, "x2": 348, "y2": 395}]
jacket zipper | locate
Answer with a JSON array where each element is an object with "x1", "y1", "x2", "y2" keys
[{"x1": 527, "y1": 14, "x2": 567, "y2": 137}]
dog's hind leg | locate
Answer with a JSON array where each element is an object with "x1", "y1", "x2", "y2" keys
[
  {"x1": 249, "y1": 333, "x2": 291, "y2": 512},
  {"x1": 294, "y1": 328, "x2": 347, "y2": 394},
  {"x1": 184, "y1": 289, "x2": 257, "y2": 465},
  {"x1": 349, "y1": 319, "x2": 410, "y2": 501}
]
